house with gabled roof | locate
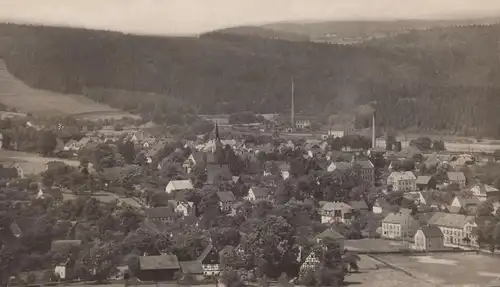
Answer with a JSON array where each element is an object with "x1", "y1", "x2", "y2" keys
[
  {"x1": 470, "y1": 183, "x2": 500, "y2": 202},
  {"x1": 381, "y1": 209, "x2": 420, "y2": 239},
  {"x1": 428, "y1": 212, "x2": 476, "y2": 247},
  {"x1": 318, "y1": 201, "x2": 353, "y2": 224},
  {"x1": 387, "y1": 171, "x2": 417, "y2": 192},
  {"x1": 197, "y1": 244, "x2": 220, "y2": 276},
  {"x1": 246, "y1": 186, "x2": 270, "y2": 202},
  {"x1": 165, "y1": 180, "x2": 194, "y2": 194},
  {"x1": 216, "y1": 191, "x2": 236, "y2": 212},
  {"x1": 316, "y1": 228, "x2": 345, "y2": 249},
  {"x1": 168, "y1": 200, "x2": 195, "y2": 218},
  {"x1": 416, "y1": 176, "x2": 436, "y2": 190},
  {"x1": 137, "y1": 254, "x2": 180, "y2": 281},
  {"x1": 145, "y1": 207, "x2": 176, "y2": 223},
  {"x1": 413, "y1": 225, "x2": 444, "y2": 251},
  {"x1": 447, "y1": 195, "x2": 480, "y2": 215}
]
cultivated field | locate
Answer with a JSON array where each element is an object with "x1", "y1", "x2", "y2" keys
[{"x1": 0, "y1": 59, "x2": 135, "y2": 120}]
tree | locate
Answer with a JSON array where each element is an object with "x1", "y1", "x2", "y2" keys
[
  {"x1": 433, "y1": 140, "x2": 446, "y2": 151},
  {"x1": 118, "y1": 141, "x2": 136, "y2": 164},
  {"x1": 409, "y1": 137, "x2": 432, "y2": 151},
  {"x1": 278, "y1": 273, "x2": 294, "y2": 287},
  {"x1": 37, "y1": 130, "x2": 57, "y2": 155},
  {"x1": 219, "y1": 270, "x2": 244, "y2": 287},
  {"x1": 79, "y1": 241, "x2": 123, "y2": 283},
  {"x1": 476, "y1": 201, "x2": 494, "y2": 217}
]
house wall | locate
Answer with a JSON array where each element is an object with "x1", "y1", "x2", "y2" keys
[
  {"x1": 382, "y1": 217, "x2": 419, "y2": 239},
  {"x1": 137, "y1": 269, "x2": 178, "y2": 281},
  {"x1": 414, "y1": 230, "x2": 426, "y2": 251},
  {"x1": 382, "y1": 222, "x2": 401, "y2": 239},
  {"x1": 435, "y1": 225, "x2": 476, "y2": 247},
  {"x1": 414, "y1": 231, "x2": 444, "y2": 251},
  {"x1": 389, "y1": 177, "x2": 416, "y2": 192},
  {"x1": 202, "y1": 264, "x2": 220, "y2": 276},
  {"x1": 281, "y1": 170, "x2": 290, "y2": 180},
  {"x1": 54, "y1": 266, "x2": 66, "y2": 279}
]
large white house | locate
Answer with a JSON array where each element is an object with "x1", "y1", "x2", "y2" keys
[
  {"x1": 428, "y1": 212, "x2": 477, "y2": 247},
  {"x1": 381, "y1": 209, "x2": 420, "y2": 239},
  {"x1": 387, "y1": 171, "x2": 417, "y2": 192}
]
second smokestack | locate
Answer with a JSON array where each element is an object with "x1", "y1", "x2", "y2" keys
[{"x1": 372, "y1": 111, "x2": 376, "y2": 149}]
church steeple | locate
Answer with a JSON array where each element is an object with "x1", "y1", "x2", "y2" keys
[{"x1": 215, "y1": 122, "x2": 220, "y2": 141}]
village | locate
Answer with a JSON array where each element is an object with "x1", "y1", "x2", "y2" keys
[{"x1": 1, "y1": 105, "x2": 500, "y2": 287}]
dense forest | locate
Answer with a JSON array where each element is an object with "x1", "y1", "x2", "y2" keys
[{"x1": 1, "y1": 23, "x2": 500, "y2": 136}]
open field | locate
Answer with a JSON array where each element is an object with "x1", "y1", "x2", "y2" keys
[
  {"x1": 373, "y1": 253, "x2": 500, "y2": 286},
  {"x1": 345, "y1": 238, "x2": 410, "y2": 253},
  {"x1": 0, "y1": 150, "x2": 79, "y2": 175},
  {"x1": 0, "y1": 59, "x2": 135, "y2": 120}
]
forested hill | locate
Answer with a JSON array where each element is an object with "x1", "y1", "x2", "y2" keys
[{"x1": 1, "y1": 23, "x2": 500, "y2": 137}]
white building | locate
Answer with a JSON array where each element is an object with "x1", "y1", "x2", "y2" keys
[
  {"x1": 428, "y1": 212, "x2": 477, "y2": 247},
  {"x1": 381, "y1": 209, "x2": 420, "y2": 239},
  {"x1": 387, "y1": 171, "x2": 417, "y2": 192},
  {"x1": 165, "y1": 180, "x2": 194, "y2": 194}
]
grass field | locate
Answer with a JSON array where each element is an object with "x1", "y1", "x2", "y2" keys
[
  {"x1": 0, "y1": 150, "x2": 79, "y2": 175},
  {"x1": 0, "y1": 59, "x2": 135, "y2": 120},
  {"x1": 374, "y1": 253, "x2": 500, "y2": 286}
]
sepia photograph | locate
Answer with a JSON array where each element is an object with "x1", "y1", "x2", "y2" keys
[{"x1": 2, "y1": 0, "x2": 500, "y2": 286}]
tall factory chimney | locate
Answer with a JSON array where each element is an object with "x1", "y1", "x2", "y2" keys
[
  {"x1": 372, "y1": 111, "x2": 376, "y2": 149},
  {"x1": 291, "y1": 77, "x2": 295, "y2": 129}
]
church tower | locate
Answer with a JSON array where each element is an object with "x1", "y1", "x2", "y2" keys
[{"x1": 212, "y1": 122, "x2": 223, "y2": 154}]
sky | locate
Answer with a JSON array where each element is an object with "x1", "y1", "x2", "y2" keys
[{"x1": 2, "y1": 0, "x2": 500, "y2": 35}]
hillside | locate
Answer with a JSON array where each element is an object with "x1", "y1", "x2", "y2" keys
[
  {"x1": 0, "y1": 58, "x2": 133, "y2": 119},
  {"x1": 1, "y1": 23, "x2": 500, "y2": 136},
  {"x1": 261, "y1": 18, "x2": 500, "y2": 44}
]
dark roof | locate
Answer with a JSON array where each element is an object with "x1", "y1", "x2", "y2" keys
[
  {"x1": 250, "y1": 187, "x2": 270, "y2": 198},
  {"x1": 179, "y1": 261, "x2": 204, "y2": 274},
  {"x1": 139, "y1": 255, "x2": 180, "y2": 270},
  {"x1": 349, "y1": 200, "x2": 369, "y2": 210},
  {"x1": 420, "y1": 225, "x2": 444, "y2": 238},
  {"x1": 355, "y1": 160, "x2": 374, "y2": 169},
  {"x1": 46, "y1": 161, "x2": 67, "y2": 170},
  {"x1": 216, "y1": 191, "x2": 236, "y2": 202},
  {"x1": 197, "y1": 244, "x2": 219, "y2": 264},
  {"x1": 0, "y1": 165, "x2": 18, "y2": 179},
  {"x1": 416, "y1": 176, "x2": 432, "y2": 185},
  {"x1": 145, "y1": 207, "x2": 175, "y2": 219},
  {"x1": 278, "y1": 162, "x2": 291, "y2": 171},
  {"x1": 50, "y1": 240, "x2": 82, "y2": 253},
  {"x1": 191, "y1": 151, "x2": 205, "y2": 164},
  {"x1": 206, "y1": 165, "x2": 232, "y2": 184},
  {"x1": 317, "y1": 228, "x2": 344, "y2": 240}
]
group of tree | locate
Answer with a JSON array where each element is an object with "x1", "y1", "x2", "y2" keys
[{"x1": 7, "y1": 23, "x2": 500, "y2": 136}]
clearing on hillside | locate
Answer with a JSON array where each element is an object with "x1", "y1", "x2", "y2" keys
[{"x1": 0, "y1": 59, "x2": 136, "y2": 120}]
